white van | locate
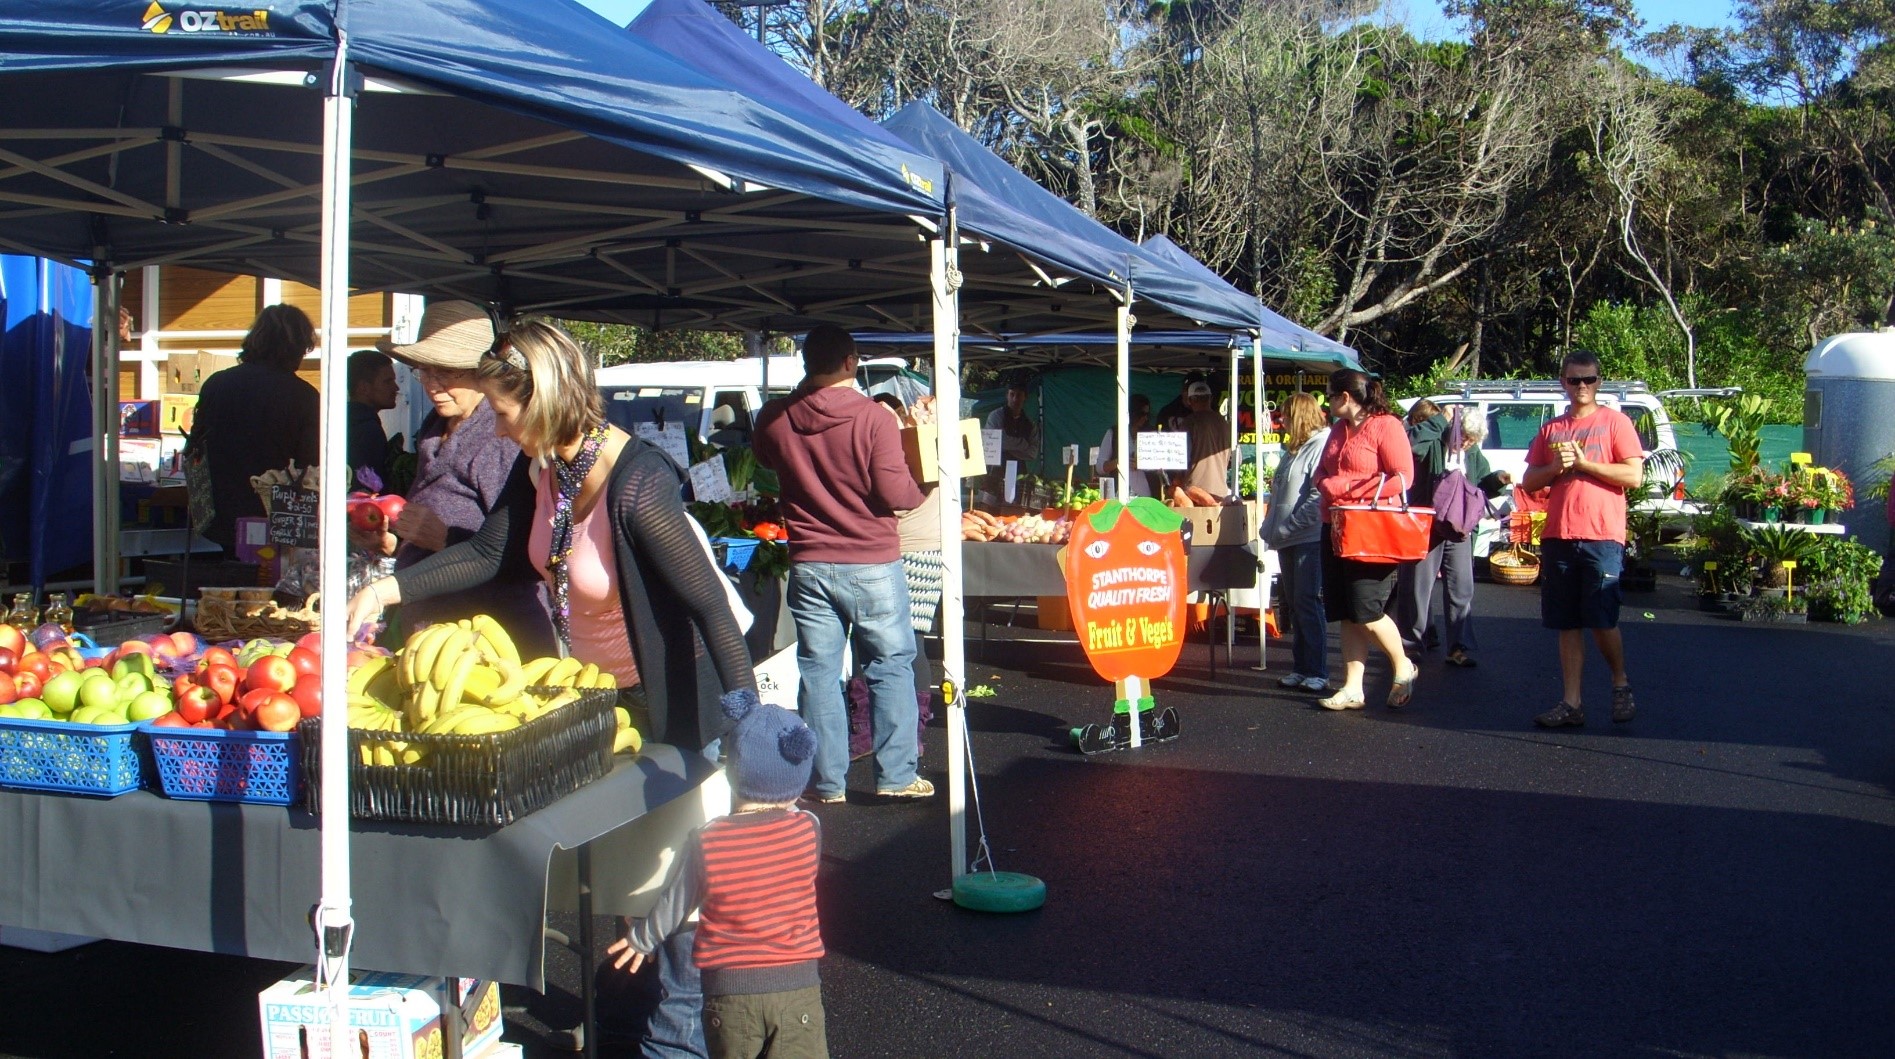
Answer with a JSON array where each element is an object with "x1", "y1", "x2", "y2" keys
[
  {"x1": 594, "y1": 355, "x2": 925, "y2": 447},
  {"x1": 1402, "y1": 380, "x2": 1737, "y2": 488}
]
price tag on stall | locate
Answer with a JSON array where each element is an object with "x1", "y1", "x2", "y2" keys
[
  {"x1": 981, "y1": 428, "x2": 1003, "y2": 467},
  {"x1": 635, "y1": 421, "x2": 692, "y2": 470},
  {"x1": 1062, "y1": 444, "x2": 1080, "y2": 466},
  {"x1": 1088, "y1": 446, "x2": 1101, "y2": 469},
  {"x1": 1003, "y1": 461, "x2": 1019, "y2": 504},
  {"x1": 1135, "y1": 431, "x2": 1189, "y2": 471},
  {"x1": 267, "y1": 484, "x2": 320, "y2": 548},
  {"x1": 688, "y1": 457, "x2": 733, "y2": 503}
]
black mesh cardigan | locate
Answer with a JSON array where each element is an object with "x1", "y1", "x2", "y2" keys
[{"x1": 393, "y1": 437, "x2": 756, "y2": 751}]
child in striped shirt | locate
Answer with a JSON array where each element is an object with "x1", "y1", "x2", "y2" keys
[{"x1": 608, "y1": 689, "x2": 828, "y2": 1059}]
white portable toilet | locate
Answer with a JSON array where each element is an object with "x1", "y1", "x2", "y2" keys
[{"x1": 1804, "y1": 330, "x2": 1895, "y2": 555}]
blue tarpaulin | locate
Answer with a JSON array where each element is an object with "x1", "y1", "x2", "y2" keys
[{"x1": 0, "y1": 256, "x2": 94, "y2": 588}]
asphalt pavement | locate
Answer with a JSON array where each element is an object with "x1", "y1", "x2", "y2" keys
[{"x1": 2, "y1": 575, "x2": 1891, "y2": 1058}]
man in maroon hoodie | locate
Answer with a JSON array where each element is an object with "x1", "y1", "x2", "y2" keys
[{"x1": 754, "y1": 325, "x2": 933, "y2": 801}]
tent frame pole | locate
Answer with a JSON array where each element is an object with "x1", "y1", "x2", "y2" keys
[
  {"x1": 1116, "y1": 277, "x2": 1140, "y2": 750},
  {"x1": 314, "y1": 45, "x2": 359, "y2": 1049},
  {"x1": 932, "y1": 206, "x2": 967, "y2": 880},
  {"x1": 1253, "y1": 336, "x2": 1268, "y2": 669},
  {"x1": 90, "y1": 274, "x2": 121, "y2": 596}
]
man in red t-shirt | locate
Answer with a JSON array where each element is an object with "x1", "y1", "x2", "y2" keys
[{"x1": 1521, "y1": 350, "x2": 1645, "y2": 728}]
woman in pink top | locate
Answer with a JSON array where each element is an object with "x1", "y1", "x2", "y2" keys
[{"x1": 1313, "y1": 369, "x2": 1421, "y2": 711}]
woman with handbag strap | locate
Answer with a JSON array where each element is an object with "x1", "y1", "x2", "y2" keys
[{"x1": 1313, "y1": 369, "x2": 1420, "y2": 710}]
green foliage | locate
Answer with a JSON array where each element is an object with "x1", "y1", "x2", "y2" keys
[
  {"x1": 1702, "y1": 394, "x2": 1777, "y2": 475},
  {"x1": 1803, "y1": 536, "x2": 1884, "y2": 624},
  {"x1": 1571, "y1": 302, "x2": 1805, "y2": 421},
  {"x1": 559, "y1": 320, "x2": 750, "y2": 368}
]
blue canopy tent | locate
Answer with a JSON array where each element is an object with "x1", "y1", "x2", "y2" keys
[
  {"x1": 0, "y1": 0, "x2": 1059, "y2": 1039},
  {"x1": 1140, "y1": 235, "x2": 1355, "y2": 363},
  {"x1": 0, "y1": 256, "x2": 94, "y2": 591}
]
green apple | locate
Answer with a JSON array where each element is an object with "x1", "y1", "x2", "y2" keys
[
  {"x1": 82, "y1": 666, "x2": 114, "y2": 684},
  {"x1": 40, "y1": 671, "x2": 84, "y2": 716},
  {"x1": 13, "y1": 699, "x2": 51, "y2": 720},
  {"x1": 112, "y1": 653, "x2": 156, "y2": 680},
  {"x1": 0, "y1": 703, "x2": 20, "y2": 718},
  {"x1": 126, "y1": 690, "x2": 173, "y2": 722},
  {"x1": 113, "y1": 672, "x2": 152, "y2": 702},
  {"x1": 77, "y1": 677, "x2": 118, "y2": 714},
  {"x1": 69, "y1": 703, "x2": 102, "y2": 725}
]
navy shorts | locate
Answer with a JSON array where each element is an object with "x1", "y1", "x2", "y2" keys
[{"x1": 1540, "y1": 539, "x2": 1624, "y2": 630}]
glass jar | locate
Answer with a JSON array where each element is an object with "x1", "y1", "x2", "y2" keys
[
  {"x1": 42, "y1": 592, "x2": 73, "y2": 633},
  {"x1": 5, "y1": 592, "x2": 37, "y2": 631}
]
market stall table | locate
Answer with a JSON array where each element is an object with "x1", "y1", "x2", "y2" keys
[
  {"x1": 962, "y1": 541, "x2": 1259, "y2": 672},
  {"x1": 0, "y1": 745, "x2": 715, "y2": 991}
]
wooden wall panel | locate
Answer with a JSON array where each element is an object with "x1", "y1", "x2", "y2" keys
[{"x1": 160, "y1": 267, "x2": 259, "y2": 333}]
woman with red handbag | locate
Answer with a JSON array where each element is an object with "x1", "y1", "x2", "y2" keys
[{"x1": 1313, "y1": 370, "x2": 1422, "y2": 710}]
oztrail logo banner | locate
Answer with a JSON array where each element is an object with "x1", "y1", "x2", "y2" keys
[{"x1": 141, "y1": 3, "x2": 274, "y2": 34}]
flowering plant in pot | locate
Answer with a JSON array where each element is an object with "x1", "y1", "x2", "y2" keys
[{"x1": 1791, "y1": 467, "x2": 1854, "y2": 523}]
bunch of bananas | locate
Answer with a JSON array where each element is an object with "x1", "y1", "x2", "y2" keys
[{"x1": 342, "y1": 613, "x2": 642, "y2": 763}]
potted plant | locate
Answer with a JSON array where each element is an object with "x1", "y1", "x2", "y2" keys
[
  {"x1": 1678, "y1": 508, "x2": 1750, "y2": 610},
  {"x1": 1793, "y1": 467, "x2": 1855, "y2": 525},
  {"x1": 1740, "y1": 523, "x2": 1822, "y2": 591},
  {"x1": 1722, "y1": 469, "x2": 1787, "y2": 521},
  {"x1": 1737, "y1": 591, "x2": 1808, "y2": 623},
  {"x1": 1802, "y1": 536, "x2": 1883, "y2": 623}
]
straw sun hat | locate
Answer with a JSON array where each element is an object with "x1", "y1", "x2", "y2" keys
[{"x1": 379, "y1": 300, "x2": 501, "y2": 370}]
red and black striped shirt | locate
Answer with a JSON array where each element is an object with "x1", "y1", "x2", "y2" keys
[{"x1": 694, "y1": 808, "x2": 824, "y2": 994}]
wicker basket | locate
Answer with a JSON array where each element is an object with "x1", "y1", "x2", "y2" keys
[
  {"x1": 1489, "y1": 546, "x2": 1541, "y2": 586},
  {"x1": 195, "y1": 587, "x2": 319, "y2": 641}
]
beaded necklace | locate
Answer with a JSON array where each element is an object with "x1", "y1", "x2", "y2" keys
[{"x1": 548, "y1": 425, "x2": 611, "y2": 652}]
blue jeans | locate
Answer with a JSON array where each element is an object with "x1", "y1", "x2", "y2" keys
[
  {"x1": 788, "y1": 559, "x2": 918, "y2": 795},
  {"x1": 1277, "y1": 541, "x2": 1329, "y2": 681},
  {"x1": 641, "y1": 738, "x2": 720, "y2": 1059},
  {"x1": 642, "y1": 928, "x2": 704, "y2": 1059}
]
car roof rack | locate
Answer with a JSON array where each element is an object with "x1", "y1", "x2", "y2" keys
[{"x1": 1447, "y1": 379, "x2": 1651, "y2": 400}]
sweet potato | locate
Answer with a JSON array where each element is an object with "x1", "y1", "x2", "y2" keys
[
  {"x1": 1170, "y1": 486, "x2": 1191, "y2": 508},
  {"x1": 1183, "y1": 485, "x2": 1220, "y2": 507}
]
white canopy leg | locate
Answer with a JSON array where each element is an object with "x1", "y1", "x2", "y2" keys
[
  {"x1": 1116, "y1": 281, "x2": 1140, "y2": 750},
  {"x1": 313, "y1": 50, "x2": 359, "y2": 1049},
  {"x1": 931, "y1": 211, "x2": 966, "y2": 879}
]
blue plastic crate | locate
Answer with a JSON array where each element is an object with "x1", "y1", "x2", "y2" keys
[
  {"x1": 141, "y1": 724, "x2": 299, "y2": 805},
  {"x1": 0, "y1": 716, "x2": 143, "y2": 796},
  {"x1": 712, "y1": 536, "x2": 759, "y2": 572}
]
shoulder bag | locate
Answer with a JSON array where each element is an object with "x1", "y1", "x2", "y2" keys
[{"x1": 1331, "y1": 473, "x2": 1434, "y2": 563}]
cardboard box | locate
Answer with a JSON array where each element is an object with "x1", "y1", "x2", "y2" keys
[
  {"x1": 1178, "y1": 501, "x2": 1262, "y2": 547},
  {"x1": 163, "y1": 351, "x2": 238, "y2": 394},
  {"x1": 901, "y1": 418, "x2": 986, "y2": 484},
  {"x1": 119, "y1": 400, "x2": 160, "y2": 438},
  {"x1": 160, "y1": 392, "x2": 198, "y2": 436},
  {"x1": 258, "y1": 967, "x2": 503, "y2": 1059}
]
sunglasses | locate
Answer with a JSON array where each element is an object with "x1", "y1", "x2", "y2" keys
[{"x1": 1562, "y1": 375, "x2": 1600, "y2": 386}]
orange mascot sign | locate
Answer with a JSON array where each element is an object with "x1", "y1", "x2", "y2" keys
[{"x1": 1060, "y1": 497, "x2": 1186, "y2": 751}]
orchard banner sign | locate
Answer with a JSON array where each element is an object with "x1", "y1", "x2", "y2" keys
[{"x1": 1061, "y1": 497, "x2": 1187, "y2": 686}]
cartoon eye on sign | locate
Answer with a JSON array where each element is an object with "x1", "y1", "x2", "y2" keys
[{"x1": 1061, "y1": 498, "x2": 1189, "y2": 683}]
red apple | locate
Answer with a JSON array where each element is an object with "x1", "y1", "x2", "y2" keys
[
  {"x1": 150, "y1": 712, "x2": 192, "y2": 728},
  {"x1": 13, "y1": 653, "x2": 49, "y2": 685},
  {"x1": 175, "y1": 682, "x2": 219, "y2": 725},
  {"x1": 0, "y1": 624, "x2": 23, "y2": 658},
  {"x1": 197, "y1": 646, "x2": 239, "y2": 673},
  {"x1": 348, "y1": 499, "x2": 386, "y2": 533},
  {"x1": 297, "y1": 631, "x2": 323, "y2": 654},
  {"x1": 0, "y1": 672, "x2": 15, "y2": 706},
  {"x1": 116, "y1": 639, "x2": 153, "y2": 657},
  {"x1": 0, "y1": 646, "x2": 17, "y2": 672},
  {"x1": 373, "y1": 494, "x2": 407, "y2": 525},
  {"x1": 244, "y1": 655, "x2": 298, "y2": 695},
  {"x1": 285, "y1": 645, "x2": 320, "y2": 681},
  {"x1": 252, "y1": 692, "x2": 301, "y2": 732},
  {"x1": 289, "y1": 675, "x2": 323, "y2": 718},
  {"x1": 169, "y1": 631, "x2": 198, "y2": 656},
  {"x1": 199, "y1": 662, "x2": 239, "y2": 705},
  {"x1": 45, "y1": 660, "x2": 66, "y2": 679},
  {"x1": 12, "y1": 671, "x2": 41, "y2": 700}
]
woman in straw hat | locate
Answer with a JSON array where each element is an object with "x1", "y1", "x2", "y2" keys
[
  {"x1": 348, "y1": 314, "x2": 756, "y2": 750},
  {"x1": 376, "y1": 300, "x2": 555, "y2": 658}
]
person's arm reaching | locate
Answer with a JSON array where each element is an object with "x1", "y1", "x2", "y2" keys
[{"x1": 608, "y1": 830, "x2": 706, "y2": 973}]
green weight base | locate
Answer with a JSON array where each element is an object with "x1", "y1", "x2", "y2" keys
[{"x1": 952, "y1": 871, "x2": 1047, "y2": 913}]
